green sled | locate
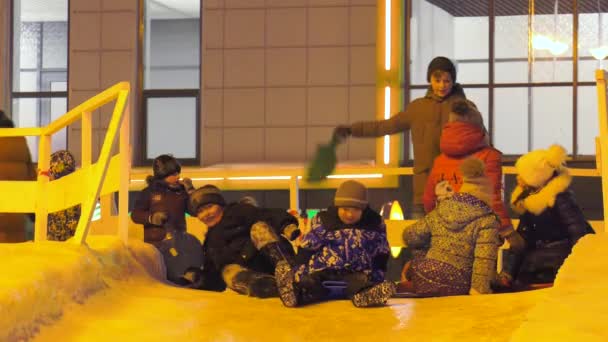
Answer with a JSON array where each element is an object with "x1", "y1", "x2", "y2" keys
[{"x1": 306, "y1": 135, "x2": 339, "y2": 182}]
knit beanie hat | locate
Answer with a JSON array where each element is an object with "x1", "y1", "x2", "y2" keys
[
  {"x1": 515, "y1": 144, "x2": 567, "y2": 188},
  {"x1": 334, "y1": 180, "x2": 368, "y2": 209},
  {"x1": 188, "y1": 184, "x2": 226, "y2": 214},
  {"x1": 153, "y1": 154, "x2": 181, "y2": 179},
  {"x1": 427, "y1": 56, "x2": 457, "y2": 83},
  {"x1": 49, "y1": 150, "x2": 76, "y2": 179},
  {"x1": 448, "y1": 99, "x2": 485, "y2": 129},
  {"x1": 458, "y1": 157, "x2": 492, "y2": 206}
]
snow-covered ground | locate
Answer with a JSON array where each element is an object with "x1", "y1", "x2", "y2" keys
[{"x1": 1, "y1": 234, "x2": 606, "y2": 341}]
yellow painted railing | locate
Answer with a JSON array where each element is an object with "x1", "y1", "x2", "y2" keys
[
  {"x1": 0, "y1": 82, "x2": 131, "y2": 244},
  {"x1": 595, "y1": 69, "x2": 608, "y2": 233},
  {"x1": 128, "y1": 163, "x2": 600, "y2": 214}
]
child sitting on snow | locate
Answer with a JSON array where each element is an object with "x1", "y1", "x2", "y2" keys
[
  {"x1": 400, "y1": 158, "x2": 501, "y2": 296},
  {"x1": 274, "y1": 180, "x2": 395, "y2": 308},
  {"x1": 130, "y1": 154, "x2": 202, "y2": 287},
  {"x1": 497, "y1": 145, "x2": 594, "y2": 290},
  {"x1": 188, "y1": 184, "x2": 300, "y2": 298}
]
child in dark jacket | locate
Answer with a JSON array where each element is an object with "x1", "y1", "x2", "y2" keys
[
  {"x1": 274, "y1": 180, "x2": 395, "y2": 308},
  {"x1": 47, "y1": 150, "x2": 81, "y2": 241},
  {"x1": 498, "y1": 145, "x2": 594, "y2": 290},
  {"x1": 131, "y1": 154, "x2": 194, "y2": 246},
  {"x1": 131, "y1": 154, "x2": 202, "y2": 286},
  {"x1": 188, "y1": 185, "x2": 300, "y2": 298}
]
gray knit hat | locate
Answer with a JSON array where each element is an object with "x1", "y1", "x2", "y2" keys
[
  {"x1": 459, "y1": 158, "x2": 492, "y2": 206},
  {"x1": 334, "y1": 180, "x2": 368, "y2": 209}
]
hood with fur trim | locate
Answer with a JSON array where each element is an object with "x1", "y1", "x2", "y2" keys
[{"x1": 510, "y1": 169, "x2": 572, "y2": 215}]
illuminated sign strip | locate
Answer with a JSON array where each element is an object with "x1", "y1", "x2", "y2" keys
[
  {"x1": 384, "y1": 86, "x2": 391, "y2": 165},
  {"x1": 383, "y1": 0, "x2": 392, "y2": 165}
]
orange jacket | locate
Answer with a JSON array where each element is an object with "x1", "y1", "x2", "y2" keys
[{"x1": 423, "y1": 121, "x2": 511, "y2": 233}]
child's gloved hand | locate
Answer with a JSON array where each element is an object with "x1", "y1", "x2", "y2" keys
[
  {"x1": 282, "y1": 224, "x2": 301, "y2": 241},
  {"x1": 181, "y1": 177, "x2": 195, "y2": 194},
  {"x1": 492, "y1": 271, "x2": 513, "y2": 292},
  {"x1": 332, "y1": 125, "x2": 352, "y2": 143},
  {"x1": 149, "y1": 211, "x2": 169, "y2": 226},
  {"x1": 469, "y1": 288, "x2": 481, "y2": 295},
  {"x1": 501, "y1": 227, "x2": 526, "y2": 253}
]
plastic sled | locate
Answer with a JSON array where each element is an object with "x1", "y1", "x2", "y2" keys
[
  {"x1": 492, "y1": 282, "x2": 554, "y2": 293},
  {"x1": 306, "y1": 135, "x2": 339, "y2": 182},
  {"x1": 392, "y1": 291, "x2": 422, "y2": 298},
  {"x1": 158, "y1": 230, "x2": 204, "y2": 284},
  {"x1": 322, "y1": 280, "x2": 347, "y2": 299}
]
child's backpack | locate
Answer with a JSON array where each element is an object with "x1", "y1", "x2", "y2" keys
[{"x1": 158, "y1": 230, "x2": 204, "y2": 286}]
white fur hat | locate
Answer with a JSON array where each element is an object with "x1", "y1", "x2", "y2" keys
[{"x1": 515, "y1": 144, "x2": 567, "y2": 188}]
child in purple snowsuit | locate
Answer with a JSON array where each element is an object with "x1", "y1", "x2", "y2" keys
[{"x1": 275, "y1": 180, "x2": 395, "y2": 308}]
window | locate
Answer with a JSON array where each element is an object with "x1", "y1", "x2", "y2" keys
[
  {"x1": 11, "y1": 0, "x2": 68, "y2": 161},
  {"x1": 406, "y1": 0, "x2": 601, "y2": 159},
  {"x1": 142, "y1": 0, "x2": 201, "y2": 164}
]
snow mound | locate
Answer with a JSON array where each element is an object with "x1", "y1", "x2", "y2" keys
[
  {"x1": 512, "y1": 234, "x2": 608, "y2": 341},
  {"x1": 0, "y1": 236, "x2": 164, "y2": 341}
]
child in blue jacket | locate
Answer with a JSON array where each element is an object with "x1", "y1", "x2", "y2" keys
[{"x1": 275, "y1": 180, "x2": 395, "y2": 307}]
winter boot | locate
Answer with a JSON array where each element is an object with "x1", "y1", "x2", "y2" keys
[
  {"x1": 492, "y1": 249, "x2": 523, "y2": 292},
  {"x1": 250, "y1": 221, "x2": 295, "y2": 266},
  {"x1": 181, "y1": 267, "x2": 204, "y2": 289},
  {"x1": 274, "y1": 260, "x2": 299, "y2": 307},
  {"x1": 222, "y1": 264, "x2": 279, "y2": 298},
  {"x1": 351, "y1": 281, "x2": 396, "y2": 308}
]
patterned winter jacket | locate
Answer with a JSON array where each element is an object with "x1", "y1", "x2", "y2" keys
[
  {"x1": 47, "y1": 150, "x2": 81, "y2": 241},
  {"x1": 403, "y1": 193, "x2": 501, "y2": 294},
  {"x1": 294, "y1": 207, "x2": 390, "y2": 283}
]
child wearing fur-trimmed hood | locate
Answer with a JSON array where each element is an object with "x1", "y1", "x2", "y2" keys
[{"x1": 497, "y1": 144, "x2": 594, "y2": 290}]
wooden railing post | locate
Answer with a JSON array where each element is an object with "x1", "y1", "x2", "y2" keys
[
  {"x1": 34, "y1": 135, "x2": 51, "y2": 242},
  {"x1": 72, "y1": 86, "x2": 130, "y2": 245},
  {"x1": 81, "y1": 111, "x2": 92, "y2": 167},
  {"x1": 118, "y1": 98, "x2": 131, "y2": 243},
  {"x1": 595, "y1": 69, "x2": 608, "y2": 233},
  {"x1": 289, "y1": 176, "x2": 300, "y2": 212}
]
